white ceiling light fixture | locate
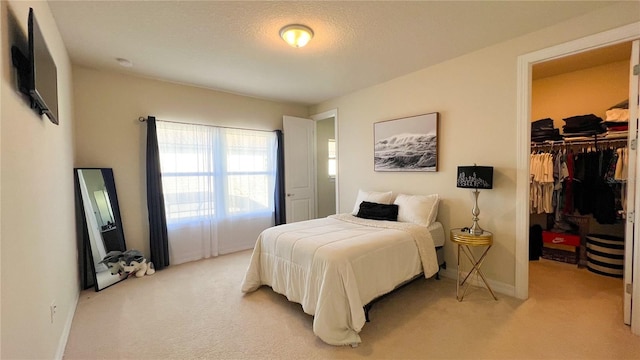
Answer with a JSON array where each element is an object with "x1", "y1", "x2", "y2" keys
[{"x1": 279, "y1": 24, "x2": 314, "y2": 48}]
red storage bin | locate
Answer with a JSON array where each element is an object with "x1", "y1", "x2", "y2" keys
[{"x1": 542, "y1": 231, "x2": 581, "y2": 247}]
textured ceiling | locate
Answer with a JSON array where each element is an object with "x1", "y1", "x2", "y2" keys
[{"x1": 48, "y1": 1, "x2": 621, "y2": 105}]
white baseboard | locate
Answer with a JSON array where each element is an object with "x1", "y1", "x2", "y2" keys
[
  {"x1": 439, "y1": 267, "x2": 515, "y2": 298},
  {"x1": 55, "y1": 293, "x2": 79, "y2": 360}
]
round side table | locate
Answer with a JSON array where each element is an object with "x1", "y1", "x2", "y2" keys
[{"x1": 450, "y1": 228, "x2": 497, "y2": 301}]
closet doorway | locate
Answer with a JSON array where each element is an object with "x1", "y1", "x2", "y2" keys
[
  {"x1": 515, "y1": 23, "x2": 640, "y2": 334},
  {"x1": 312, "y1": 109, "x2": 339, "y2": 218},
  {"x1": 530, "y1": 41, "x2": 632, "y2": 284}
]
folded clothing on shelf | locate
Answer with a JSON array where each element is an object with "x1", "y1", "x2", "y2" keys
[
  {"x1": 562, "y1": 114, "x2": 605, "y2": 136},
  {"x1": 604, "y1": 122, "x2": 628, "y2": 132},
  {"x1": 605, "y1": 108, "x2": 629, "y2": 122},
  {"x1": 532, "y1": 118, "x2": 554, "y2": 131},
  {"x1": 531, "y1": 118, "x2": 563, "y2": 142},
  {"x1": 531, "y1": 128, "x2": 563, "y2": 142}
]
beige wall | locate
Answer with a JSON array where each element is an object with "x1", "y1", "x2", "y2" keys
[
  {"x1": 1, "y1": 1, "x2": 77, "y2": 358},
  {"x1": 532, "y1": 60, "x2": 630, "y2": 131},
  {"x1": 312, "y1": 2, "x2": 640, "y2": 289},
  {"x1": 72, "y1": 67, "x2": 309, "y2": 256}
]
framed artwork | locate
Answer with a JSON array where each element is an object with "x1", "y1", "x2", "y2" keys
[{"x1": 374, "y1": 112, "x2": 439, "y2": 172}]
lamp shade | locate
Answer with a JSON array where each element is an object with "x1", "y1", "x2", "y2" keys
[{"x1": 457, "y1": 166, "x2": 493, "y2": 189}]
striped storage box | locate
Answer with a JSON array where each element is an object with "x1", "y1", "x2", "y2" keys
[{"x1": 585, "y1": 234, "x2": 624, "y2": 278}]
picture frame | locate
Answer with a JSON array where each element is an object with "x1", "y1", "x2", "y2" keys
[{"x1": 374, "y1": 112, "x2": 439, "y2": 172}]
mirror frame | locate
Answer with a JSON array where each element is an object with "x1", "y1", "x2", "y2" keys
[{"x1": 74, "y1": 168, "x2": 127, "y2": 291}]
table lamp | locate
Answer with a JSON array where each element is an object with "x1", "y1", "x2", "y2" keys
[{"x1": 456, "y1": 165, "x2": 493, "y2": 235}]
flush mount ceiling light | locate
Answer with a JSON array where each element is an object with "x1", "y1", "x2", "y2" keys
[{"x1": 279, "y1": 24, "x2": 314, "y2": 48}]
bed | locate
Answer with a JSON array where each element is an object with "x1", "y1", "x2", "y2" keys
[{"x1": 241, "y1": 191, "x2": 443, "y2": 346}]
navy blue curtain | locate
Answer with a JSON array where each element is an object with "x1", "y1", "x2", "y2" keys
[
  {"x1": 274, "y1": 130, "x2": 286, "y2": 225},
  {"x1": 146, "y1": 116, "x2": 170, "y2": 270}
]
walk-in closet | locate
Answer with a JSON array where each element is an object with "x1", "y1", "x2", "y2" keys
[{"x1": 529, "y1": 41, "x2": 635, "y2": 314}]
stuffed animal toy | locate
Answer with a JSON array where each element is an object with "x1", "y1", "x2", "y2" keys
[
  {"x1": 100, "y1": 251, "x2": 124, "y2": 275},
  {"x1": 100, "y1": 250, "x2": 155, "y2": 278},
  {"x1": 120, "y1": 250, "x2": 148, "y2": 278}
]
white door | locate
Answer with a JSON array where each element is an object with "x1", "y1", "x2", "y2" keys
[
  {"x1": 283, "y1": 115, "x2": 316, "y2": 223},
  {"x1": 625, "y1": 39, "x2": 640, "y2": 328}
]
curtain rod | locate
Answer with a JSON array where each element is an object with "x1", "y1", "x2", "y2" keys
[{"x1": 138, "y1": 116, "x2": 277, "y2": 134}]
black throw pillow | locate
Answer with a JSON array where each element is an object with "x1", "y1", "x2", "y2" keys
[{"x1": 356, "y1": 201, "x2": 398, "y2": 221}]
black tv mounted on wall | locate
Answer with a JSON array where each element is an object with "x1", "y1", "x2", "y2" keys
[{"x1": 11, "y1": 7, "x2": 59, "y2": 125}]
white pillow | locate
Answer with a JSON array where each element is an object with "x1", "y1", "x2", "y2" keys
[
  {"x1": 394, "y1": 193, "x2": 440, "y2": 226},
  {"x1": 351, "y1": 189, "x2": 394, "y2": 215}
]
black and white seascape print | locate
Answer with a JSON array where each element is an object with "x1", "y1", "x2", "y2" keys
[{"x1": 374, "y1": 112, "x2": 438, "y2": 172}]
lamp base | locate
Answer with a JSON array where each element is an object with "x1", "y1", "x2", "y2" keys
[
  {"x1": 470, "y1": 189, "x2": 484, "y2": 235},
  {"x1": 469, "y1": 221, "x2": 484, "y2": 236}
]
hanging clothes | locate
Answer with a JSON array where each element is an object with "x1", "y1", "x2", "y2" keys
[
  {"x1": 554, "y1": 150, "x2": 569, "y2": 222},
  {"x1": 530, "y1": 152, "x2": 555, "y2": 214},
  {"x1": 530, "y1": 141, "x2": 628, "y2": 224}
]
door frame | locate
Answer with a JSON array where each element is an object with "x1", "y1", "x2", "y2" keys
[
  {"x1": 311, "y1": 108, "x2": 339, "y2": 215},
  {"x1": 625, "y1": 39, "x2": 640, "y2": 326},
  {"x1": 515, "y1": 22, "x2": 640, "y2": 332}
]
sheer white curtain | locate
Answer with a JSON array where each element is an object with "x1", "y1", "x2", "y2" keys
[{"x1": 156, "y1": 121, "x2": 277, "y2": 265}]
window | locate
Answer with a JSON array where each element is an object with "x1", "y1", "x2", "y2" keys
[
  {"x1": 156, "y1": 121, "x2": 277, "y2": 223},
  {"x1": 225, "y1": 130, "x2": 275, "y2": 215},
  {"x1": 328, "y1": 139, "x2": 336, "y2": 178}
]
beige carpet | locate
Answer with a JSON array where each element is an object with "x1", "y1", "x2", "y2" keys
[{"x1": 64, "y1": 251, "x2": 640, "y2": 359}]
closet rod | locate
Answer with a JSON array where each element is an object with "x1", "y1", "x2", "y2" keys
[
  {"x1": 137, "y1": 116, "x2": 276, "y2": 133},
  {"x1": 531, "y1": 137, "x2": 628, "y2": 149}
]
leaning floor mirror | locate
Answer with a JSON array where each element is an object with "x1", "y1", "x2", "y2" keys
[{"x1": 74, "y1": 168, "x2": 128, "y2": 291}]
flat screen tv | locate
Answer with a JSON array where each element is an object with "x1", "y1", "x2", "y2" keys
[
  {"x1": 11, "y1": 8, "x2": 58, "y2": 125},
  {"x1": 29, "y1": 8, "x2": 58, "y2": 125}
]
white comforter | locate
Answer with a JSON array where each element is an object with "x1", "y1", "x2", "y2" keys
[{"x1": 241, "y1": 214, "x2": 439, "y2": 345}]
